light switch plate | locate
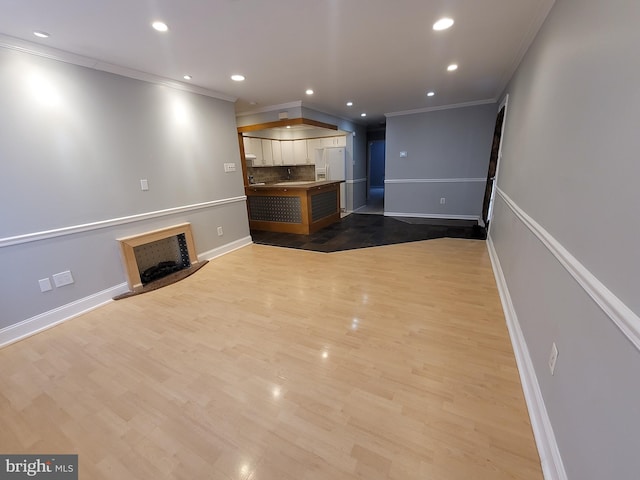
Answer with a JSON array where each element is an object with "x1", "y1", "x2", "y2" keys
[
  {"x1": 140, "y1": 179, "x2": 149, "y2": 191},
  {"x1": 224, "y1": 163, "x2": 236, "y2": 173},
  {"x1": 400, "y1": 151, "x2": 408, "y2": 158}
]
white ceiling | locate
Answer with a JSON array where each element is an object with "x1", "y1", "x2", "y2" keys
[{"x1": 0, "y1": 0, "x2": 555, "y2": 126}]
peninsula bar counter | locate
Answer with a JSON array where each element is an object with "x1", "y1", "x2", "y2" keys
[{"x1": 245, "y1": 181, "x2": 343, "y2": 235}]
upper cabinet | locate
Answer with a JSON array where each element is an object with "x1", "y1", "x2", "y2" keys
[
  {"x1": 321, "y1": 136, "x2": 347, "y2": 147},
  {"x1": 243, "y1": 135, "x2": 346, "y2": 166},
  {"x1": 271, "y1": 140, "x2": 283, "y2": 166},
  {"x1": 293, "y1": 140, "x2": 308, "y2": 165},
  {"x1": 261, "y1": 139, "x2": 273, "y2": 166},
  {"x1": 280, "y1": 141, "x2": 294, "y2": 165},
  {"x1": 243, "y1": 137, "x2": 264, "y2": 165}
]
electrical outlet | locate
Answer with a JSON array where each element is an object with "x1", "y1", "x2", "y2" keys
[
  {"x1": 399, "y1": 151, "x2": 408, "y2": 158},
  {"x1": 39, "y1": 278, "x2": 53, "y2": 292},
  {"x1": 52, "y1": 270, "x2": 74, "y2": 288},
  {"x1": 549, "y1": 342, "x2": 559, "y2": 375},
  {"x1": 217, "y1": 226, "x2": 224, "y2": 236},
  {"x1": 223, "y1": 163, "x2": 236, "y2": 173},
  {"x1": 440, "y1": 197, "x2": 446, "y2": 204}
]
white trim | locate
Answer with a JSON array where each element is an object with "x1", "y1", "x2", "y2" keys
[
  {"x1": 496, "y1": 188, "x2": 640, "y2": 351},
  {"x1": 0, "y1": 237, "x2": 254, "y2": 349},
  {"x1": 346, "y1": 178, "x2": 367, "y2": 184},
  {"x1": 385, "y1": 178, "x2": 486, "y2": 184},
  {"x1": 0, "y1": 34, "x2": 235, "y2": 102},
  {"x1": 236, "y1": 101, "x2": 303, "y2": 117},
  {"x1": 487, "y1": 238, "x2": 567, "y2": 480},
  {"x1": 385, "y1": 212, "x2": 480, "y2": 221},
  {"x1": 198, "y1": 236, "x2": 253, "y2": 262},
  {"x1": 1, "y1": 196, "x2": 247, "y2": 248},
  {"x1": 0, "y1": 283, "x2": 129, "y2": 348},
  {"x1": 385, "y1": 99, "x2": 496, "y2": 118},
  {"x1": 486, "y1": 94, "x2": 509, "y2": 234}
]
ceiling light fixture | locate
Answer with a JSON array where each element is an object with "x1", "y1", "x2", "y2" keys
[
  {"x1": 346, "y1": 101, "x2": 353, "y2": 107},
  {"x1": 360, "y1": 113, "x2": 367, "y2": 117},
  {"x1": 447, "y1": 64, "x2": 458, "y2": 72},
  {"x1": 183, "y1": 75, "x2": 192, "y2": 80},
  {"x1": 427, "y1": 91, "x2": 435, "y2": 97},
  {"x1": 33, "y1": 31, "x2": 50, "y2": 38},
  {"x1": 305, "y1": 89, "x2": 314, "y2": 95},
  {"x1": 433, "y1": 17, "x2": 454, "y2": 31},
  {"x1": 286, "y1": 126, "x2": 291, "y2": 129},
  {"x1": 152, "y1": 21, "x2": 168, "y2": 32},
  {"x1": 231, "y1": 74, "x2": 245, "y2": 82}
]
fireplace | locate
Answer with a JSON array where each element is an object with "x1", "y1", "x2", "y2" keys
[{"x1": 116, "y1": 223, "x2": 205, "y2": 298}]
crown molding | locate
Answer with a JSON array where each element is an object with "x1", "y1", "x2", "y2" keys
[
  {"x1": 0, "y1": 34, "x2": 236, "y2": 102},
  {"x1": 385, "y1": 98, "x2": 497, "y2": 118}
]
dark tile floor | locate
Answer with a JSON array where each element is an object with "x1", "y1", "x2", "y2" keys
[{"x1": 251, "y1": 214, "x2": 487, "y2": 253}]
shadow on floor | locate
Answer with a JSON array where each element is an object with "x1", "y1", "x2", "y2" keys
[
  {"x1": 354, "y1": 186, "x2": 384, "y2": 215},
  {"x1": 251, "y1": 214, "x2": 486, "y2": 253}
]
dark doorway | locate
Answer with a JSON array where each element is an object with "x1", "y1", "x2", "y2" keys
[
  {"x1": 361, "y1": 140, "x2": 385, "y2": 214},
  {"x1": 482, "y1": 105, "x2": 506, "y2": 228}
]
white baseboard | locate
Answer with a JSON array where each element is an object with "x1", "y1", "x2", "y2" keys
[
  {"x1": 1, "y1": 236, "x2": 254, "y2": 350},
  {"x1": 0, "y1": 282, "x2": 129, "y2": 348},
  {"x1": 487, "y1": 237, "x2": 567, "y2": 480},
  {"x1": 197, "y1": 235, "x2": 253, "y2": 261},
  {"x1": 384, "y1": 212, "x2": 480, "y2": 221}
]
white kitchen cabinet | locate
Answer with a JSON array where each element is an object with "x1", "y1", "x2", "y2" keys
[
  {"x1": 261, "y1": 139, "x2": 273, "y2": 166},
  {"x1": 293, "y1": 139, "x2": 308, "y2": 164},
  {"x1": 243, "y1": 137, "x2": 263, "y2": 165},
  {"x1": 306, "y1": 138, "x2": 323, "y2": 164},
  {"x1": 271, "y1": 140, "x2": 282, "y2": 166},
  {"x1": 281, "y1": 140, "x2": 294, "y2": 165},
  {"x1": 320, "y1": 136, "x2": 347, "y2": 148}
]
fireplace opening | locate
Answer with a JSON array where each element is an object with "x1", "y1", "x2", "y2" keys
[
  {"x1": 115, "y1": 223, "x2": 207, "y2": 300},
  {"x1": 134, "y1": 233, "x2": 190, "y2": 285}
]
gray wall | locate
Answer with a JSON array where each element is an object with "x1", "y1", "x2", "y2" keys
[
  {"x1": 384, "y1": 103, "x2": 497, "y2": 218},
  {"x1": 491, "y1": 0, "x2": 640, "y2": 478},
  {"x1": 0, "y1": 47, "x2": 249, "y2": 329}
]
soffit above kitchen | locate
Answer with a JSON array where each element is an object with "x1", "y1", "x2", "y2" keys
[
  {"x1": 0, "y1": 0, "x2": 555, "y2": 126},
  {"x1": 238, "y1": 118, "x2": 342, "y2": 140}
]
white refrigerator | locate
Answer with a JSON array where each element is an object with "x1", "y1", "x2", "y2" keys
[{"x1": 320, "y1": 147, "x2": 346, "y2": 211}]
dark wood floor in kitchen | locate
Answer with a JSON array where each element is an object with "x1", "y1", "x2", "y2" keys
[{"x1": 251, "y1": 213, "x2": 487, "y2": 253}]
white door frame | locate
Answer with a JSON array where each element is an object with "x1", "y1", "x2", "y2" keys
[{"x1": 486, "y1": 94, "x2": 509, "y2": 235}]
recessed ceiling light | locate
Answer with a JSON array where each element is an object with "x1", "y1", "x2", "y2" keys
[
  {"x1": 360, "y1": 113, "x2": 367, "y2": 117},
  {"x1": 447, "y1": 64, "x2": 458, "y2": 72},
  {"x1": 346, "y1": 101, "x2": 353, "y2": 107},
  {"x1": 305, "y1": 89, "x2": 314, "y2": 95},
  {"x1": 33, "y1": 31, "x2": 50, "y2": 38},
  {"x1": 183, "y1": 75, "x2": 192, "y2": 80},
  {"x1": 433, "y1": 18, "x2": 454, "y2": 31},
  {"x1": 427, "y1": 91, "x2": 435, "y2": 97},
  {"x1": 152, "y1": 21, "x2": 168, "y2": 32},
  {"x1": 231, "y1": 74, "x2": 245, "y2": 82}
]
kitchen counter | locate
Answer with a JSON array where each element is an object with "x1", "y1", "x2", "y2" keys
[
  {"x1": 245, "y1": 180, "x2": 343, "y2": 234},
  {"x1": 246, "y1": 180, "x2": 340, "y2": 191}
]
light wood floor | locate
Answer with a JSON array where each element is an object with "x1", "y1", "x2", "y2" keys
[{"x1": 0, "y1": 239, "x2": 543, "y2": 479}]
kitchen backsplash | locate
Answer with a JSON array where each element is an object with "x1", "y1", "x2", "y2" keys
[{"x1": 247, "y1": 165, "x2": 315, "y2": 184}]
